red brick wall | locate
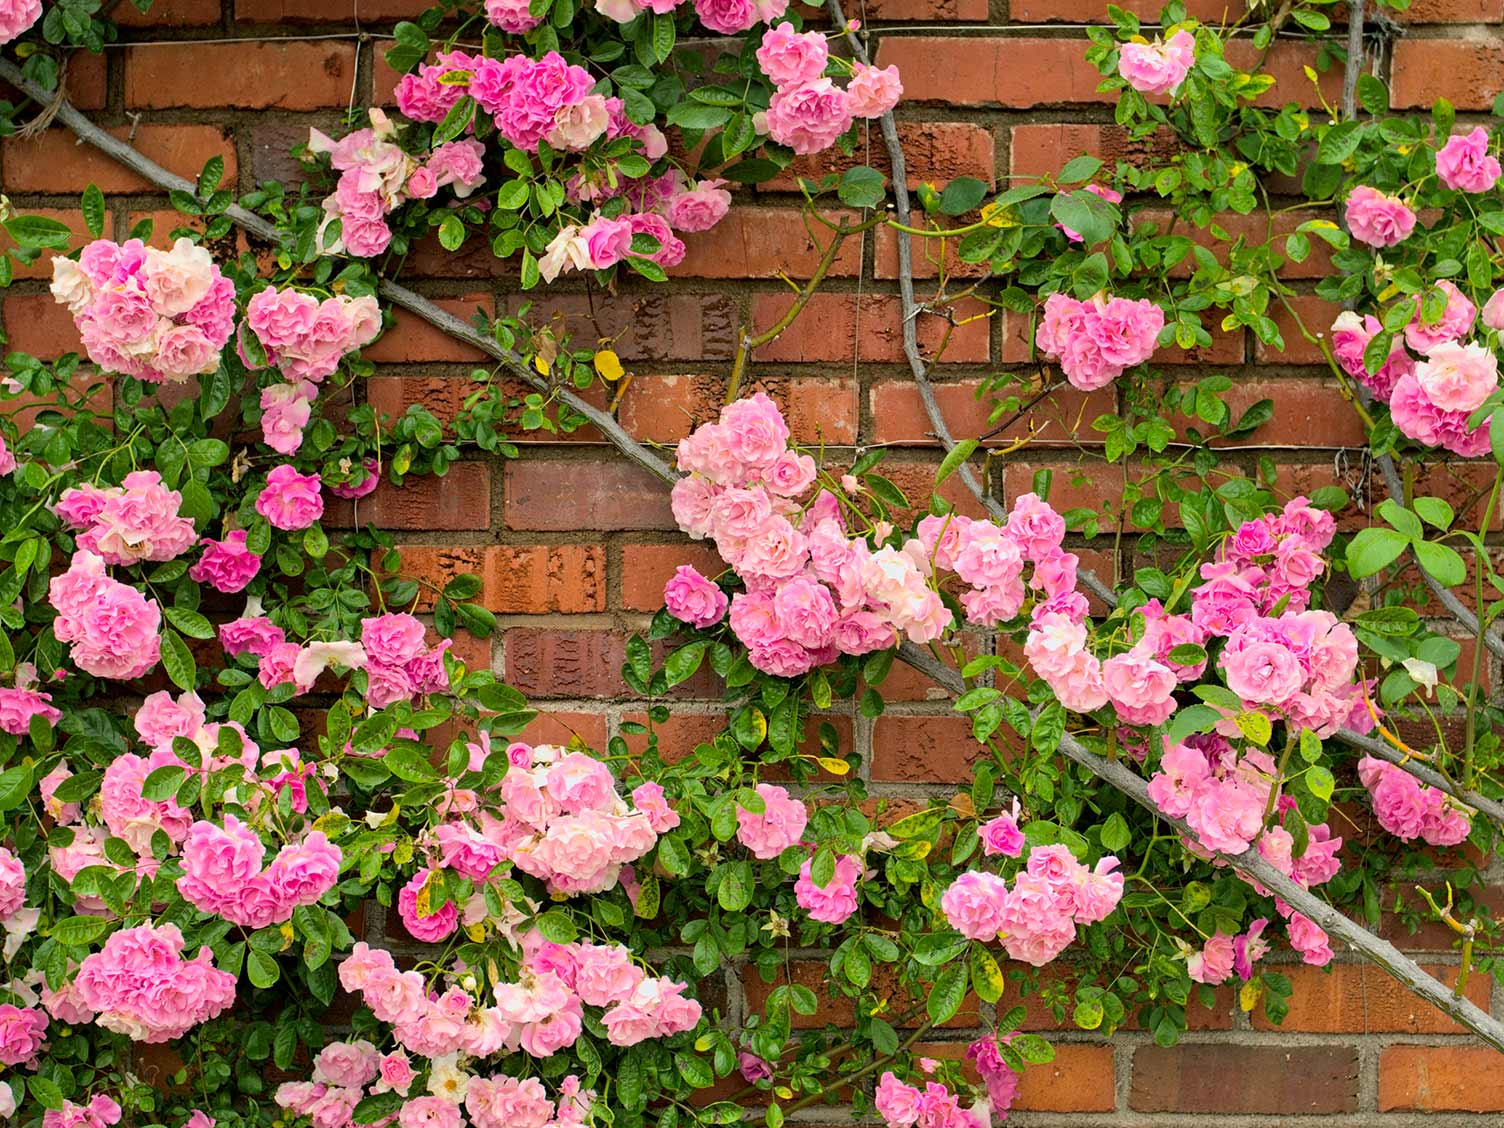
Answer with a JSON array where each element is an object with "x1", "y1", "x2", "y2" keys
[{"x1": 6, "y1": 0, "x2": 1504, "y2": 1120}]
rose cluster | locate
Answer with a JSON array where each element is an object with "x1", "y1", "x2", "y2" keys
[
  {"x1": 337, "y1": 930, "x2": 700, "y2": 1067},
  {"x1": 753, "y1": 25, "x2": 901, "y2": 155},
  {"x1": 875, "y1": 1072, "x2": 984, "y2": 1128},
  {"x1": 177, "y1": 815, "x2": 342, "y2": 928},
  {"x1": 311, "y1": 109, "x2": 486, "y2": 258},
  {"x1": 72, "y1": 923, "x2": 237, "y2": 1043},
  {"x1": 50, "y1": 237, "x2": 235, "y2": 384},
  {"x1": 1185, "y1": 917, "x2": 1269, "y2": 985},
  {"x1": 361, "y1": 612, "x2": 452, "y2": 709},
  {"x1": 47, "y1": 551, "x2": 161, "y2": 681},
  {"x1": 1358, "y1": 755, "x2": 1472, "y2": 846},
  {"x1": 0, "y1": 665, "x2": 60, "y2": 738},
  {"x1": 1035, "y1": 291, "x2": 1164, "y2": 391},
  {"x1": 55, "y1": 471, "x2": 197, "y2": 567},
  {"x1": 940, "y1": 843, "x2": 1123, "y2": 967}
]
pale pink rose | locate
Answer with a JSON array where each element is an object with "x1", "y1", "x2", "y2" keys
[
  {"x1": 1222, "y1": 640, "x2": 1303, "y2": 706},
  {"x1": 1390, "y1": 371, "x2": 1493, "y2": 457},
  {"x1": 547, "y1": 94, "x2": 610, "y2": 151},
  {"x1": 755, "y1": 25, "x2": 828, "y2": 87},
  {"x1": 1415, "y1": 341, "x2": 1497, "y2": 413},
  {"x1": 940, "y1": 870, "x2": 1008, "y2": 941},
  {"x1": 1345, "y1": 185, "x2": 1416, "y2": 248},
  {"x1": 735, "y1": 783, "x2": 807, "y2": 859},
  {"x1": 486, "y1": 0, "x2": 542, "y2": 32},
  {"x1": 765, "y1": 79, "x2": 853, "y2": 155},
  {"x1": 846, "y1": 62, "x2": 902, "y2": 119},
  {"x1": 313, "y1": 1040, "x2": 379, "y2": 1088},
  {"x1": 1484, "y1": 288, "x2": 1504, "y2": 332},
  {"x1": 1405, "y1": 279, "x2": 1475, "y2": 354},
  {"x1": 1436, "y1": 126, "x2": 1501, "y2": 193},
  {"x1": 1187, "y1": 933, "x2": 1235, "y2": 984},
  {"x1": 663, "y1": 565, "x2": 728, "y2": 628},
  {"x1": 1117, "y1": 29, "x2": 1195, "y2": 96},
  {"x1": 665, "y1": 179, "x2": 732, "y2": 233},
  {"x1": 631, "y1": 782, "x2": 680, "y2": 833}
]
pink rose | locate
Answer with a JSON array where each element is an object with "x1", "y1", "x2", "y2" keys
[
  {"x1": 847, "y1": 62, "x2": 902, "y2": 119},
  {"x1": 1415, "y1": 341, "x2": 1497, "y2": 413},
  {"x1": 694, "y1": 0, "x2": 757, "y2": 33},
  {"x1": 255, "y1": 465, "x2": 323, "y2": 530},
  {"x1": 794, "y1": 853, "x2": 860, "y2": 924},
  {"x1": 188, "y1": 530, "x2": 262, "y2": 593},
  {"x1": 735, "y1": 783, "x2": 807, "y2": 859},
  {"x1": 1345, "y1": 185, "x2": 1416, "y2": 248},
  {"x1": 755, "y1": 25, "x2": 828, "y2": 87},
  {"x1": 580, "y1": 215, "x2": 634, "y2": 269},
  {"x1": 1117, "y1": 29, "x2": 1195, "y2": 96},
  {"x1": 765, "y1": 79, "x2": 853, "y2": 155},
  {"x1": 663, "y1": 565, "x2": 728, "y2": 628},
  {"x1": 940, "y1": 870, "x2": 1008, "y2": 941},
  {"x1": 1436, "y1": 126, "x2": 1501, "y2": 193},
  {"x1": 665, "y1": 179, "x2": 732, "y2": 233}
]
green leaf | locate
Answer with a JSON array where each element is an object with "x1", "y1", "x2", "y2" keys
[
  {"x1": 0, "y1": 764, "x2": 32, "y2": 811},
  {"x1": 51, "y1": 915, "x2": 109, "y2": 947},
  {"x1": 838, "y1": 165, "x2": 886, "y2": 209},
  {"x1": 935, "y1": 439, "x2": 979, "y2": 486},
  {"x1": 433, "y1": 96, "x2": 476, "y2": 146},
  {"x1": 353, "y1": 1093, "x2": 404, "y2": 1126},
  {"x1": 384, "y1": 21, "x2": 431, "y2": 72},
  {"x1": 165, "y1": 606, "x2": 215, "y2": 639},
  {"x1": 927, "y1": 964, "x2": 968, "y2": 1024},
  {"x1": 81, "y1": 184, "x2": 106, "y2": 238},
  {"x1": 1099, "y1": 812, "x2": 1131, "y2": 852},
  {"x1": 666, "y1": 103, "x2": 732, "y2": 130},
  {"x1": 1345, "y1": 527, "x2": 1410, "y2": 579},
  {"x1": 1306, "y1": 764, "x2": 1335, "y2": 802},
  {"x1": 142, "y1": 765, "x2": 187, "y2": 801},
  {"x1": 438, "y1": 215, "x2": 466, "y2": 251},
  {"x1": 247, "y1": 950, "x2": 281, "y2": 988},
  {"x1": 1049, "y1": 188, "x2": 1117, "y2": 245},
  {"x1": 1414, "y1": 539, "x2": 1466, "y2": 587},
  {"x1": 939, "y1": 177, "x2": 988, "y2": 216},
  {"x1": 652, "y1": 12, "x2": 676, "y2": 62},
  {"x1": 4, "y1": 215, "x2": 73, "y2": 250},
  {"x1": 912, "y1": 932, "x2": 969, "y2": 966},
  {"x1": 1057, "y1": 155, "x2": 1103, "y2": 184},
  {"x1": 535, "y1": 909, "x2": 578, "y2": 943}
]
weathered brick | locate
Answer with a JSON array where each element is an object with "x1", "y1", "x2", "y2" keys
[
  {"x1": 394, "y1": 544, "x2": 606, "y2": 614},
  {"x1": 504, "y1": 459, "x2": 676, "y2": 531},
  {"x1": 1393, "y1": 38, "x2": 1504, "y2": 109},
  {"x1": 1131, "y1": 1044, "x2": 1359, "y2": 1114},
  {"x1": 504, "y1": 628, "x2": 628, "y2": 698},
  {"x1": 502, "y1": 293, "x2": 738, "y2": 362},
  {"x1": 235, "y1": 0, "x2": 427, "y2": 18},
  {"x1": 1379, "y1": 1046, "x2": 1504, "y2": 1111},
  {"x1": 118, "y1": 0, "x2": 222, "y2": 24},
  {"x1": 620, "y1": 543, "x2": 725, "y2": 612},
  {"x1": 870, "y1": 714, "x2": 987, "y2": 782},
  {"x1": 126, "y1": 42, "x2": 358, "y2": 109},
  {"x1": 677, "y1": 208, "x2": 862, "y2": 279},
  {"x1": 768, "y1": 122, "x2": 997, "y2": 192},
  {"x1": 752, "y1": 292, "x2": 991, "y2": 364},
  {"x1": 3, "y1": 125, "x2": 237, "y2": 195},
  {"x1": 1253, "y1": 962, "x2": 1490, "y2": 1034},
  {"x1": 364, "y1": 295, "x2": 495, "y2": 364},
  {"x1": 326, "y1": 463, "x2": 491, "y2": 530},
  {"x1": 869, "y1": 378, "x2": 1113, "y2": 448},
  {"x1": 1262, "y1": 294, "x2": 1344, "y2": 365},
  {"x1": 617, "y1": 374, "x2": 858, "y2": 446},
  {"x1": 514, "y1": 709, "x2": 610, "y2": 749}
]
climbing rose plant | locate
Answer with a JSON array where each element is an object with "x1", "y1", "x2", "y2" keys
[{"x1": 0, "y1": 0, "x2": 1503, "y2": 1127}]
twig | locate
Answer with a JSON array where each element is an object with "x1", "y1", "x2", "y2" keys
[
  {"x1": 1331, "y1": 727, "x2": 1504, "y2": 826},
  {"x1": 1340, "y1": 0, "x2": 1367, "y2": 122},
  {"x1": 0, "y1": 58, "x2": 677, "y2": 489}
]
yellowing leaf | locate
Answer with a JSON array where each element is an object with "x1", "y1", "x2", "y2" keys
[
  {"x1": 464, "y1": 922, "x2": 487, "y2": 942},
  {"x1": 1239, "y1": 980, "x2": 1263, "y2": 1012},
  {"x1": 594, "y1": 348, "x2": 625, "y2": 381},
  {"x1": 1236, "y1": 710, "x2": 1273, "y2": 746},
  {"x1": 816, "y1": 756, "x2": 850, "y2": 775},
  {"x1": 533, "y1": 354, "x2": 550, "y2": 376}
]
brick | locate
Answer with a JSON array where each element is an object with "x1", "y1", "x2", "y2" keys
[
  {"x1": 677, "y1": 208, "x2": 861, "y2": 279},
  {"x1": 1393, "y1": 38, "x2": 1504, "y2": 109},
  {"x1": 618, "y1": 375, "x2": 858, "y2": 446},
  {"x1": 1400, "y1": 0, "x2": 1504, "y2": 20},
  {"x1": 364, "y1": 295, "x2": 495, "y2": 364},
  {"x1": 504, "y1": 459, "x2": 675, "y2": 531},
  {"x1": 743, "y1": 961, "x2": 853, "y2": 1028},
  {"x1": 752, "y1": 293, "x2": 991, "y2": 364},
  {"x1": 502, "y1": 293, "x2": 737, "y2": 362},
  {"x1": 394, "y1": 544, "x2": 606, "y2": 614},
  {"x1": 505, "y1": 628, "x2": 627, "y2": 698},
  {"x1": 869, "y1": 378, "x2": 1113, "y2": 448},
  {"x1": 620, "y1": 544, "x2": 725, "y2": 612},
  {"x1": 875, "y1": 38, "x2": 1108, "y2": 108},
  {"x1": 4, "y1": 293, "x2": 81, "y2": 359},
  {"x1": 365, "y1": 374, "x2": 607, "y2": 442},
  {"x1": 1012, "y1": 0, "x2": 1228, "y2": 17},
  {"x1": 126, "y1": 42, "x2": 358, "y2": 109},
  {"x1": 860, "y1": 0, "x2": 988, "y2": 18},
  {"x1": 3, "y1": 125, "x2": 238, "y2": 195},
  {"x1": 618, "y1": 710, "x2": 726, "y2": 760},
  {"x1": 236, "y1": 0, "x2": 426, "y2": 17},
  {"x1": 514, "y1": 709, "x2": 610, "y2": 749},
  {"x1": 326, "y1": 463, "x2": 491, "y2": 530},
  {"x1": 249, "y1": 123, "x2": 324, "y2": 187},
  {"x1": 4, "y1": 53, "x2": 107, "y2": 110},
  {"x1": 871, "y1": 715, "x2": 987, "y2": 782},
  {"x1": 873, "y1": 225, "x2": 992, "y2": 281},
  {"x1": 1013, "y1": 1045, "x2": 1116, "y2": 1113},
  {"x1": 1253, "y1": 962, "x2": 1489, "y2": 1034},
  {"x1": 769, "y1": 122, "x2": 996, "y2": 192},
  {"x1": 1262, "y1": 294, "x2": 1344, "y2": 365},
  {"x1": 1380, "y1": 1046, "x2": 1504, "y2": 1111},
  {"x1": 117, "y1": 0, "x2": 222, "y2": 23},
  {"x1": 1130, "y1": 1044, "x2": 1358, "y2": 1114},
  {"x1": 1010, "y1": 123, "x2": 1185, "y2": 180}
]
